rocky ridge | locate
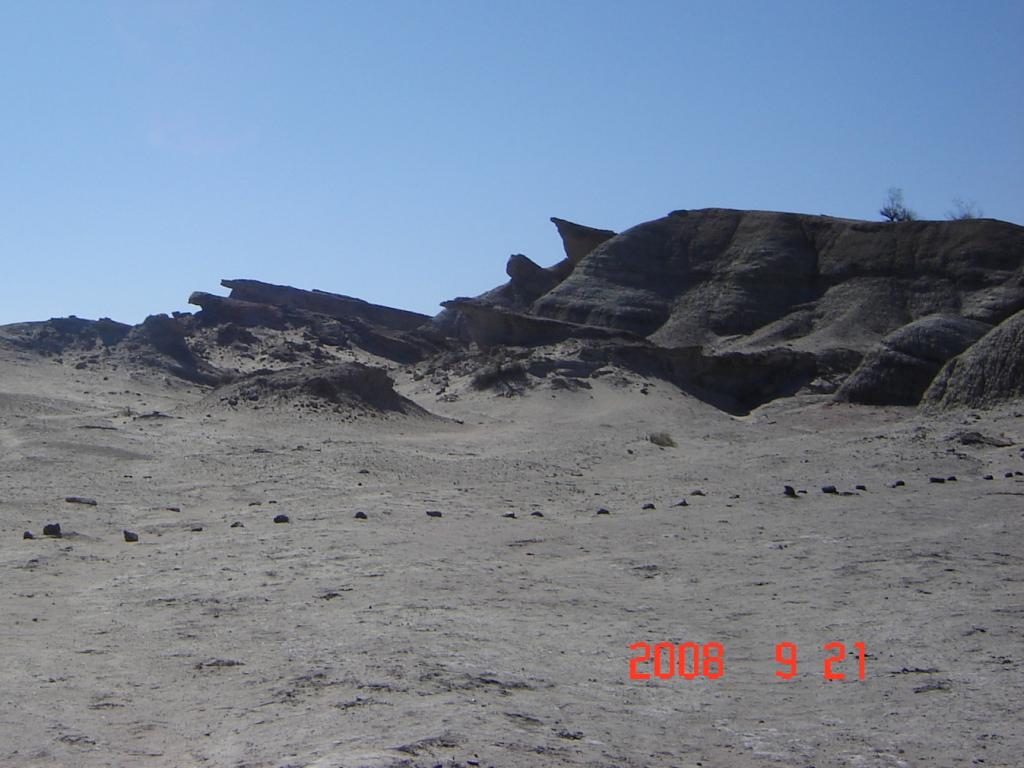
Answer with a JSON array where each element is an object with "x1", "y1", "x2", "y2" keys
[{"x1": 2, "y1": 209, "x2": 1022, "y2": 413}]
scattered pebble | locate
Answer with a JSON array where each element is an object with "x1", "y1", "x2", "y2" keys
[
  {"x1": 596, "y1": 508, "x2": 610, "y2": 515},
  {"x1": 64, "y1": 496, "x2": 97, "y2": 506},
  {"x1": 503, "y1": 512, "x2": 517, "y2": 519},
  {"x1": 984, "y1": 475, "x2": 994, "y2": 480},
  {"x1": 691, "y1": 489, "x2": 706, "y2": 496},
  {"x1": 530, "y1": 511, "x2": 544, "y2": 517},
  {"x1": 43, "y1": 523, "x2": 62, "y2": 537},
  {"x1": 191, "y1": 526, "x2": 204, "y2": 532},
  {"x1": 273, "y1": 514, "x2": 290, "y2": 524},
  {"x1": 929, "y1": 477, "x2": 945, "y2": 484},
  {"x1": 230, "y1": 521, "x2": 244, "y2": 528},
  {"x1": 946, "y1": 476, "x2": 958, "y2": 482},
  {"x1": 354, "y1": 511, "x2": 368, "y2": 520},
  {"x1": 425, "y1": 510, "x2": 443, "y2": 518},
  {"x1": 855, "y1": 484, "x2": 867, "y2": 491},
  {"x1": 1006, "y1": 472, "x2": 1015, "y2": 478},
  {"x1": 674, "y1": 499, "x2": 689, "y2": 507},
  {"x1": 23, "y1": 531, "x2": 34, "y2": 540},
  {"x1": 822, "y1": 485, "x2": 838, "y2": 494},
  {"x1": 783, "y1": 486, "x2": 797, "y2": 498},
  {"x1": 123, "y1": 530, "x2": 139, "y2": 543},
  {"x1": 892, "y1": 480, "x2": 906, "y2": 488},
  {"x1": 642, "y1": 503, "x2": 656, "y2": 510}
]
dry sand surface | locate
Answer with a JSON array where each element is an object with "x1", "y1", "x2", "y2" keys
[{"x1": 1, "y1": 345, "x2": 1023, "y2": 768}]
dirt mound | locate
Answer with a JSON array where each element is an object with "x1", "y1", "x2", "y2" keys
[
  {"x1": 836, "y1": 314, "x2": 992, "y2": 405},
  {"x1": 203, "y1": 362, "x2": 430, "y2": 417},
  {"x1": 924, "y1": 309, "x2": 1024, "y2": 409}
]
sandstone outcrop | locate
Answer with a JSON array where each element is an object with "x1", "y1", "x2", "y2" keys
[
  {"x1": 550, "y1": 217, "x2": 617, "y2": 265},
  {"x1": 505, "y1": 253, "x2": 571, "y2": 299},
  {"x1": 220, "y1": 279, "x2": 429, "y2": 332},
  {"x1": 188, "y1": 292, "x2": 289, "y2": 329}
]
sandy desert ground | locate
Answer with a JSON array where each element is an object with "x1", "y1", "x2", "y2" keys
[{"x1": 1, "y1": 343, "x2": 1022, "y2": 768}]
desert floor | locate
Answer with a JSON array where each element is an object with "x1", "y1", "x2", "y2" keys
[{"x1": 1, "y1": 346, "x2": 1022, "y2": 768}]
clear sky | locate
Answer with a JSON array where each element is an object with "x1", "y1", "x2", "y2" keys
[{"x1": 2, "y1": 0, "x2": 1022, "y2": 325}]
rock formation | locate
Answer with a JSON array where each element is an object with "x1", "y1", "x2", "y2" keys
[
  {"x1": 549, "y1": 217, "x2": 617, "y2": 265},
  {"x1": 442, "y1": 209, "x2": 1023, "y2": 409},
  {"x1": 531, "y1": 210, "x2": 1024, "y2": 352},
  {"x1": 219, "y1": 279, "x2": 430, "y2": 332}
]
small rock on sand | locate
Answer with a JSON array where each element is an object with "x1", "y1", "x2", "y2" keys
[
  {"x1": 273, "y1": 514, "x2": 290, "y2": 524},
  {"x1": 43, "y1": 523, "x2": 62, "y2": 537},
  {"x1": 123, "y1": 530, "x2": 139, "y2": 543},
  {"x1": 65, "y1": 496, "x2": 97, "y2": 506}
]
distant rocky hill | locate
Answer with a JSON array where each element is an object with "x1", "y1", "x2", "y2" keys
[
  {"x1": 3, "y1": 208, "x2": 1022, "y2": 413},
  {"x1": 443, "y1": 209, "x2": 1023, "y2": 410}
]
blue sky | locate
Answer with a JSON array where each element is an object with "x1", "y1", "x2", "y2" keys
[{"x1": 2, "y1": 0, "x2": 1022, "y2": 324}]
